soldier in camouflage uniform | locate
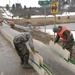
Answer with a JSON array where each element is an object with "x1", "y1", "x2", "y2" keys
[{"x1": 13, "y1": 24, "x2": 35, "y2": 69}]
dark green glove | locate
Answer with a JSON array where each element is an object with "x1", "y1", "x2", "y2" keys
[
  {"x1": 62, "y1": 43, "x2": 66, "y2": 49},
  {"x1": 62, "y1": 46, "x2": 66, "y2": 49}
]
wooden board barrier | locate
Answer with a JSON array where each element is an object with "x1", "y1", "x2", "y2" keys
[{"x1": 49, "y1": 41, "x2": 70, "y2": 60}]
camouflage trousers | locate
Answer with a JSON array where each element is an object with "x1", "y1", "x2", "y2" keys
[
  {"x1": 62, "y1": 40, "x2": 74, "y2": 60},
  {"x1": 14, "y1": 43, "x2": 29, "y2": 62}
]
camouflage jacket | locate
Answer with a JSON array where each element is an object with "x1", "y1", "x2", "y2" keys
[{"x1": 13, "y1": 32, "x2": 35, "y2": 52}]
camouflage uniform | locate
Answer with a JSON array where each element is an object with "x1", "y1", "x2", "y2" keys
[
  {"x1": 54, "y1": 26, "x2": 74, "y2": 60},
  {"x1": 13, "y1": 26, "x2": 35, "y2": 68}
]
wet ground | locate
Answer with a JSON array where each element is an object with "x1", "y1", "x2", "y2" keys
[{"x1": 0, "y1": 33, "x2": 38, "y2": 75}]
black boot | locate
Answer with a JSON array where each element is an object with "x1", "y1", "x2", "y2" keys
[
  {"x1": 23, "y1": 62, "x2": 32, "y2": 69},
  {"x1": 68, "y1": 50, "x2": 73, "y2": 61},
  {"x1": 23, "y1": 57, "x2": 32, "y2": 69},
  {"x1": 20, "y1": 57, "x2": 24, "y2": 65},
  {"x1": 70, "y1": 50, "x2": 72, "y2": 60}
]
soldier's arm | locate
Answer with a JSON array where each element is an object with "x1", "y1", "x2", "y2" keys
[
  {"x1": 54, "y1": 34, "x2": 60, "y2": 43},
  {"x1": 28, "y1": 34, "x2": 35, "y2": 53},
  {"x1": 63, "y1": 30, "x2": 71, "y2": 45}
]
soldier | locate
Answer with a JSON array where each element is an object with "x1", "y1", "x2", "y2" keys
[
  {"x1": 53, "y1": 26, "x2": 74, "y2": 60},
  {"x1": 13, "y1": 25, "x2": 36, "y2": 69},
  {"x1": 8, "y1": 21, "x2": 15, "y2": 28}
]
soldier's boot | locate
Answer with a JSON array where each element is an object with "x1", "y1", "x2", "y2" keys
[
  {"x1": 23, "y1": 55, "x2": 32, "y2": 69},
  {"x1": 68, "y1": 50, "x2": 73, "y2": 61},
  {"x1": 20, "y1": 57, "x2": 24, "y2": 65},
  {"x1": 70, "y1": 50, "x2": 72, "y2": 60}
]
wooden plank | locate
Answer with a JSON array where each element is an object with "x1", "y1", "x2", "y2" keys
[{"x1": 49, "y1": 41, "x2": 70, "y2": 60}]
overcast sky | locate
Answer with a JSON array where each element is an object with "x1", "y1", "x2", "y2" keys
[{"x1": 0, "y1": 0, "x2": 41, "y2": 7}]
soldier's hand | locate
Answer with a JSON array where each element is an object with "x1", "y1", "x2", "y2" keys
[
  {"x1": 62, "y1": 45, "x2": 66, "y2": 49},
  {"x1": 32, "y1": 50, "x2": 38, "y2": 54},
  {"x1": 33, "y1": 50, "x2": 36, "y2": 54},
  {"x1": 62, "y1": 44, "x2": 66, "y2": 50},
  {"x1": 54, "y1": 41, "x2": 57, "y2": 44},
  {"x1": 62, "y1": 46, "x2": 66, "y2": 49}
]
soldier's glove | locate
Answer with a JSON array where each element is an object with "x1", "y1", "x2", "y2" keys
[
  {"x1": 32, "y1": 49, "x2": 38, "y2": 54},
  {"x1": 62, "y1": 45, "x2": 66, "y2": 49},
  {"x1": 32, "y1": 49, "x2": 35, "y2": 54},
  {"x1": 62, "y1": 46, "x2": 66, "y2": 49}
]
